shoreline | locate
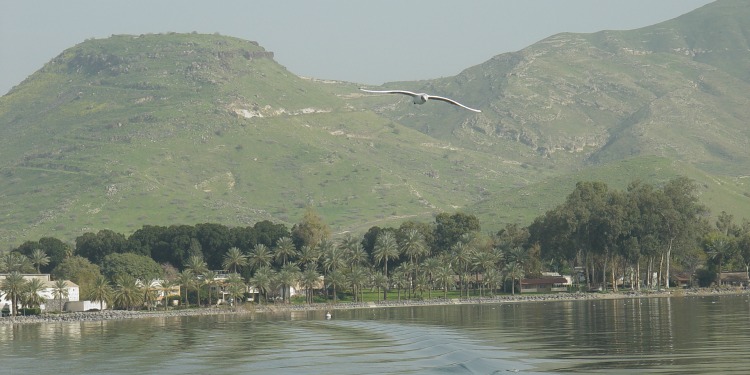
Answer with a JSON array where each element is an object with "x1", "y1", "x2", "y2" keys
[{"x1": 3, "y1": 287, "x2": 748, "y2": 325}]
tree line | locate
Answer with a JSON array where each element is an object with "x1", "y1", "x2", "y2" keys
[{"x1": 2, "y1": 177, "x2": 750, "y2": 314}]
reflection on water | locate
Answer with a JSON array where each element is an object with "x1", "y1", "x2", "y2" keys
[{"x1": 4, "y1": 295, "x2": 750, "y2": 374}]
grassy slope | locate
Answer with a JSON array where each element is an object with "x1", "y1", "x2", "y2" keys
[{"x1": 3, "y1": 3, "x2": 750, "y2": 248}]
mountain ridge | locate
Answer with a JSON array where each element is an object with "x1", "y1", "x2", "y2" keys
[{"x1": 1, "y1": 1, "x2": 749, "y2": 248}]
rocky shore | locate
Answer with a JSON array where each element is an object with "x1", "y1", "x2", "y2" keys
[{"x1": 3, "y1": 287, "x2": 747, "y2": 326}]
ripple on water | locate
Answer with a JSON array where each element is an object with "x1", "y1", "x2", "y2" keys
[{"x1": 241, "y1": 320, "x2": 545, "y2": 374}]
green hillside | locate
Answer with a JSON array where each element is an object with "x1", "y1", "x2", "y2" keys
[{"x1": 2, "y1": 1, "x2": 750, "y2": 249}]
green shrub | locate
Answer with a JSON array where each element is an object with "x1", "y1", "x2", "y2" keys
[{"x1": 21, "y1": 307, "x2": 41, "y2": 316}]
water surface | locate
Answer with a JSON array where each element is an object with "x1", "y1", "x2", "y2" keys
[{"x1": 4, "y1": 294, "x2": 749, "y2": 374}]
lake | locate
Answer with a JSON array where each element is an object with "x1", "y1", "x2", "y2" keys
[{"x1": 4, "y1": 293, "x2": 750, "y2": 374}]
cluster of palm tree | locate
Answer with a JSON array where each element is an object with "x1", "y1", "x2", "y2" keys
[
  {"x1": 0, "y1": 250, "x2": 62, "y2": 316},
  {"x1": 163, "y1": 231, "x2": 539, "y2": 308},
  {"x1": 0, "y1": 271, "x2": 70, "y2": 316}
]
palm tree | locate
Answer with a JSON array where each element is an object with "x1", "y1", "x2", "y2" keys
[
  {"x1": 114, "y1": 276, "x2": 143, "y2": 310},
  {"x1": 222, "y1": 247, "x2": 248, "y2": 274},
  {"x1": 274, "y1": 237, "x2": 298, "y2": 266},
  {"x1": 434, "y1": 264, "x2": 455, "y2": 299},
  {"x1": 321, "y1": 238, "x2": 345, "y2": 273},
  {"x1": 483, "y1": 268, "x2": 503, "y2": 296},
  {"x1": 401, "y1": 228, "x2": 427, "y2": 293},
  {"x1": 278, "y1": 263, "x2": 301, "y2": 303},
  {"x1": 705, "y1": 235, "x2": 736, "y2": 286},
  {"x1": 346, "y1": 242, "x2": 368, "y2": 272},
  {"x1": 22, "y1": 278, "x2": 46, "y2": 313},
  {"x1": 471, "y1": 249, "x2": 498, "y2": 298},
  {"x1": 347, "y1": 266, "x2": 369, "y2": 302},
  {"x1": 249, "y1": 266, "x2": 274, "y2": 305},
  {"x1": 373, "y1": 231, "x2": 399, "y2": 300},
  {"x1": 297, "y1": 245, "x2": 320, "y2": 271},
  {"x1": 177, "y1": 269, "x2": 195, "y2": 308},
  {"x1": 503, "y1": 261, "x2": 525, "y2": 295},
  {"x1": 1, "y1": 272, "x2": 26, "y2": 315},
  {"x1": 300, "y1": 268, "x2": 321, "y2": 304},
  {"x1": 451, "y1": 241, "x2": 473, "y2": 297},
  {"x1": 141, "y1": 278, "x2": 159, "y2": 311},
  {"x1": 326, "y1": 270, "x2": 346, "y2": 303},
  {"x1": 421, "y1": 257, "x2": 441, "y2": 299},
  {"x1": 88, "y1": 275, "x2": 113, "y2": 311},
  {"x1": 414, "y1": 273, "x2": 429, "y2": 298},
  {"x1": 159, "y1": 278, "x2": 176, "y2": 310},
  {"x1": 2, "y1": 252, "x2": 32, "y2": 273},
  {"x1": 202, "y1": 270, "x2": 218, "y2": 306},
  {"x1": 248, "y1": 244, "x2": 272, "y2": 272},
  {"x1": 185, "y1": 255, "x2": 208, "y2": 306},
  {"x1": 29, "y1": 249, "x2": 50, "y2": 273},
  {"x1": 371, "y1": 272, "x2": 389, "y2": 302},
  {"x1": 52, "y1": 279, "x2": 69, "y2": 313},
  {"x1": 392, "y1": 266, "x2": 409, "y2": 301},
  {"x1": 226, "y1": 273, "x2": 246, "y2": 308}
]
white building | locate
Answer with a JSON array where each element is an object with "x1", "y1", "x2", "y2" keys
[{"x1": 0, "y1": 274, "x2": 79, "y2": 315}]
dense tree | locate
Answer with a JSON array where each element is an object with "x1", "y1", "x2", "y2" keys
[
  {"x1": 52, "y1": 256, "x2": 103, "y2": 298},
  {"x1": 76, "y1": 230, "x2": 129, "y2": 265},
  {"x1": 101, "y1": 252, "x2": 163, "y2": 283},
  {"x1": 14, "y1": 237, "x2": 71, "y2": 272},
  {"x1": 433, "y1": 212, "x2": 481, "y2": 253},
  {"x1": 291, "y1": 207, "x2": 331, "y2": 249},
  {"x1": 361, "y1": 226, "x2": 382, "y2": 258},
  {"x1": 195, "y1": 223, "x2": 232, "y2": 270},
  {"x1": 152, "y1": 225, "x2": 196, "y2": 268},
  {"x1": 1, "y1": 175, "x2": 743, "y2": 308},
  {"x1": 229, "y1": 226, "x2": 258, "y2": 251},
  {"x1": 253, "y1": 220, "x2": 290, "y2": 248}
]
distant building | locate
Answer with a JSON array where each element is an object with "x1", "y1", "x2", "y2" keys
[
  {"x1": 720, "y1": 272, "x2": 749, "y2": 287},
  {"x1": 520, "y1": 276, "x2": 569, "y2": 293},
  {"x1": 0, "y1": 274, "x2": 79, "y2": 315}
]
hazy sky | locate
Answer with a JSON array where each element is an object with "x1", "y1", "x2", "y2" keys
[{"x1": 1, "y1": 0, "x2": 714, "y2": 95}]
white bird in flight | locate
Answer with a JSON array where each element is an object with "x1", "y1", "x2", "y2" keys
[{"x1": 359, "y1": 88, "x2": 481, "y2": 113}]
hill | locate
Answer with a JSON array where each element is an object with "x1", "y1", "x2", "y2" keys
[{"x1": 2, "y1": 1, "x2": 750, "y2": 248}]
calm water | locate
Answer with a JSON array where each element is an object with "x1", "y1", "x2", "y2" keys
[{"x1": 4, "y1": 294, "x2": 750, "y2": 374}]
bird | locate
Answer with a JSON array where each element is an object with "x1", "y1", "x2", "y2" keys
[
  {"x1": 359, "y1": 88, "x2": 481, "y2": 113},
  {"x1": 325, "y1": 311, "x2": 332, "y2": 320}
]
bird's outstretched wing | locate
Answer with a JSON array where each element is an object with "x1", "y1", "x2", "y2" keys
[
  {"x1": 359, "y1": 88, "x2": 418, "y2": 97},
  {"x1": 428, "y1": 95, "x2": 482, "y2": 113}
]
